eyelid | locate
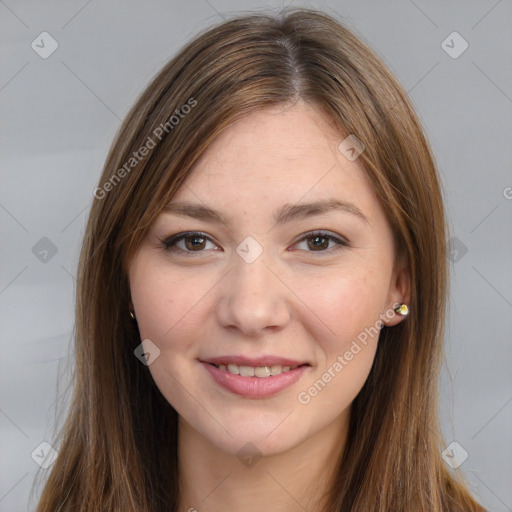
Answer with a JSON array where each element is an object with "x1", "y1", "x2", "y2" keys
[{"x1": 293, "y1": 229, "x2": 349, "y2": 243}]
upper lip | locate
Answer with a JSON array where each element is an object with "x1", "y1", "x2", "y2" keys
[{"x1": 200, "y1": 355, "x2": 310, "y2": 367}]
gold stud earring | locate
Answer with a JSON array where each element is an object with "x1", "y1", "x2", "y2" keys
[
  {"x1": 394, "y1": 303, "x2": 409, "y2": 316},
  {"x1": 129, "y1": 310, "x2": 136, "y2": 320}
]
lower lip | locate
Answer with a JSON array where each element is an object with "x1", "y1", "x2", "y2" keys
[{"x1": 201, "y1": 362, "x2": 310, "y2": 398}]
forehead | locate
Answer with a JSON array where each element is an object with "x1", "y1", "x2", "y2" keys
[{"x1": 169, "y1": 102, "x2": 380, "y2": 222}]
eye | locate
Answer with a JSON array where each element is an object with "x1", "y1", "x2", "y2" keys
[
  {"x1": 292, "y1": 231, "x2": 350, "y2": 254},
  {"x1": 160, "y1": 230, "x2": 350, "y2": 256},
  {"x1": 160, "y1": 232, "x2": 218, "y2": 254}
]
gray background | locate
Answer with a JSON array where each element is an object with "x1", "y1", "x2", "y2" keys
[{"x1": 1, "y1": 1, "x2": 511, "y2": 511}]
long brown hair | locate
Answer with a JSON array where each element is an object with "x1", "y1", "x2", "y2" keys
[{"x1": 33, "y1": 8, "x2": 485, "y2": 511}]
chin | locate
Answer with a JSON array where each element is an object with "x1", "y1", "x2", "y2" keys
[{"x1": 201, "y1": 421, "x2": 302, "y2": 459}]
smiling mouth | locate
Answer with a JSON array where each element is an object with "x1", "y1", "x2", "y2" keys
[{"x1": 207, "y1": 362, "x2": 309, "y2": 378}]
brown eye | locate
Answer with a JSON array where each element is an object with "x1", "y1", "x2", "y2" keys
[
  {"x1": 307, "y1": 235, "x2": 330, "y2": 251},
  {"x1": 294, "y1": 231, "x2": 350, "y2": 254},
  {"x1": 184, "y1": 235, "x2": 207, "y2": 250},
  {"x1": 162, "y1": 232, "x2": 217, "y2": 253}
]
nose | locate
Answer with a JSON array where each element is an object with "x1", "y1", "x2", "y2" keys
[{"x1": 215, "y1": 250, "x2": 292, "y2": 337}]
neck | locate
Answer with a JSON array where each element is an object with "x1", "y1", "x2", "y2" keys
[{"x1": 176, "y1": 410, "x2": 349, "y2": 512}]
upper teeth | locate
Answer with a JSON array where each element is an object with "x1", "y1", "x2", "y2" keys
[{"x1": 215, "y1": 363, "x2": 299, "y2": 378}]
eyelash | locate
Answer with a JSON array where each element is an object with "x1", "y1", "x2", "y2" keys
[{"x1": 159, "y1": 230, "x2": 350, "y2": 256}]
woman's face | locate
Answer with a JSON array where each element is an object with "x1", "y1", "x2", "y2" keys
[{"x1": 128, "y1": 101, "x2": 409, "y2": 457}]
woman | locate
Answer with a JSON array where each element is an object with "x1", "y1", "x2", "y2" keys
[{"x1": 34, "y1": 7, "x2": 486, "y2": 512}]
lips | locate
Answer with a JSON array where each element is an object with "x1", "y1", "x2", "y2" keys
[
  {"x1": 199, "y1": 355, "x2": 312, "y2": 397},
  {"x1": 201, "y1": 360, "x2": 310, "y2": 398}
]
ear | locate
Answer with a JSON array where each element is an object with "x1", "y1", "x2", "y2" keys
[{"x1": 382, "y1": 251, "x2": 411, "y2": 327}]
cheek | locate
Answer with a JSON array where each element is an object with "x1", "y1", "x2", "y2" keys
[
  {"x1": 295, "y1": 272, "x2": 385, "y2": 410},
  {"x1": 291, "y1": 265, "x2": 389, "y2": 404},
  {"x1": 130, "y1": 259, "x2": 214, "y2": 346},
  {"x1": 129, "y1": 264, "x2": 211, "y2": 407},
  {"x1": 293, "y1": 264, "x2": 389, "y2": 347}
]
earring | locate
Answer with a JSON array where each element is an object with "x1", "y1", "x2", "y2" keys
[
  {"x1": 394, "y1": 303, "x2": 409, "y2": 316},
  {"x1": 129, "y1": 310, "x2": 136, "y2": 320}
]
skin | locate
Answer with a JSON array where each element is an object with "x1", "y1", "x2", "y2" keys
[{"x1": 128, "y1": 100, "x2": 410, "y2": 512}]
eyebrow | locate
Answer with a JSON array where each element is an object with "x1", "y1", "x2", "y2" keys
[{"x1": 162, "y1": 198, "x2": 370, "y2": 226}]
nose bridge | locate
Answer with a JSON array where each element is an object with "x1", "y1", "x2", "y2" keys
[
  {"x1": 215, "y1": 241, "x2": 291, "y2": 335},
  {"x1": 233, "y1": 247, "x2": 273, "y2": 297}
]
